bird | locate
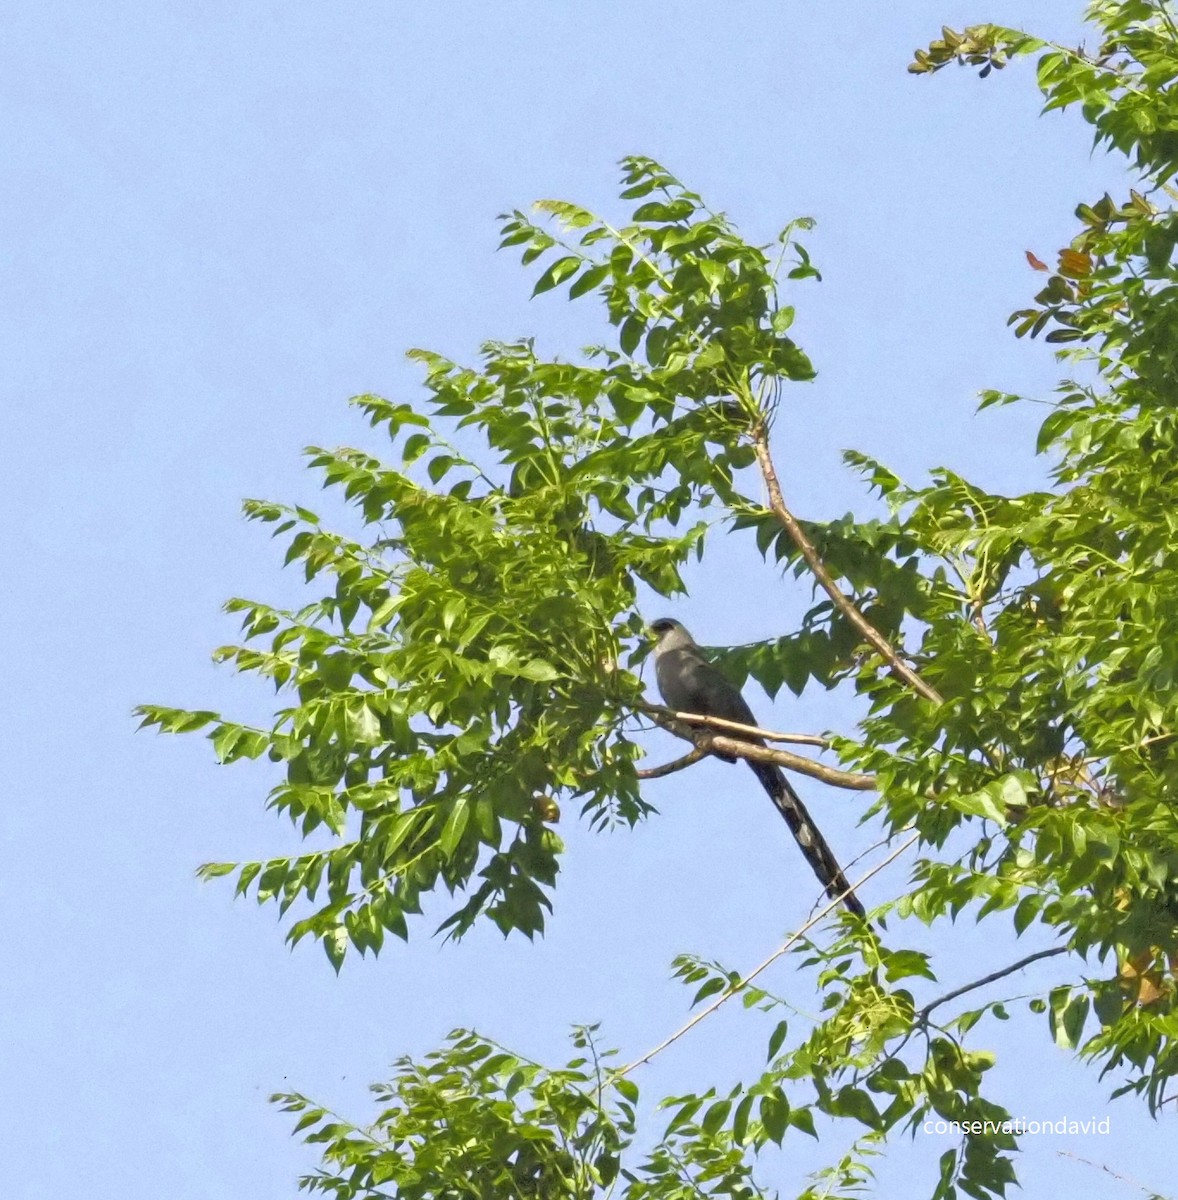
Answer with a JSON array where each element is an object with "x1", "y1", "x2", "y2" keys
[{"x1": 648, "y1": 617, "x2": 866, "y2": 918}]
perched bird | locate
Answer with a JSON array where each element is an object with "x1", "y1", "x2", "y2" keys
[{"x1": 649, "y1": 618, "x2": 865, "y2": 918}]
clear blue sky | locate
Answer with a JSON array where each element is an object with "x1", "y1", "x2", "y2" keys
[{"x1": 3, "y1": 2, "x2": 1169, "y2": 1197}]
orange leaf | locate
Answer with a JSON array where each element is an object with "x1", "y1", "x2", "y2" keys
[
  {"x1": 1025, "y1": 251, "x2": 1049, "y2": 272},
  {"x1": 1118, "y1": 948, "x2": 1173, "y2": 1007},
  {"x1": 1059, "y1": 249, "x2": 1093, "y2": 278}
]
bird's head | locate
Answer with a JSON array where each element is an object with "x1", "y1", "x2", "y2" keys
[{"x1": 648, "y1": 617, "x2": 695, "y2": 651}]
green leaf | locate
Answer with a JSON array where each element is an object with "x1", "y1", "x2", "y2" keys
[
  {"x1": 883, "y1": 950, "x2": 937, "y2": 982},
  {"x1": 347, "y1": 702, "x2": 381, "y2": 745},
  {"x1": 732, "y1": 1092, "x2": 754, "y2": 1144},
  {"x1": 771, "y1": 306, "x2": 795, "y2": 333},
  {"x1": 834, "y1": 1086, "x2": 881, "y2": 1129},
  {"x1": 789, "y1": 1105, "x2": 817, "y2": 1139},
  {"x1": 402, "y1": 433, "x2": 430, "y2": 464},
  {"x1": 692, "y1": 976, "x2": 727, "y2": 1006},
  {"x1": 1012, "y1": 893, "x2": 1043, "y2": 935},
  {"x1": 366, "y1": 595, "x2": 399, "y2": 632},
  {"x1": 698, "y1": 260, "x2": 727, "y2": 294},
  {"x1": 235, "y1": 861, "x2": 261, "y2": 897},
  {"x1": 518, "y1": 659, "x2": 559, "y2": 682},
  {"x1": 701, "y1": 1098, "x2": 732, "y2": 1134},
  {"x1": 439, "y1": 797, "x2": 471, "y2": 858},
  {"x1": 532, "y1": 256, "x2": 582, "y2": 297},
  {"x1": 619, "y1": 316, "x2": 645, "y2": 357},
  {"x1": 767, "y1": 1018, "x2": 789, "y2": 1061},
  {"x1": 197, "y1": 861, "x2": 237, "y2": 880},
  {"x1": 949, "y1": 777, "x2": 1014, "y2": 826},
  {"x1": 937, "y1": 1148, "x2": 957, "y2": 1193},
  {"x1": 569, "y1": 263, "x2": 609, "y2": 298},
  {"x1": 427, "y1": 454, "x2": 456, "y2": 484},
  {"x1": 760, "y1": 1090, "x2": 790, "y2": 1144},
  {"x1": 1049, "y1": 988, "x2": 1089, "y2": 1050},
  {"x1": 645, "y1": 324, "x2": 669, "y2": 367},
  {"x1": 323, "y1": 926, "x2": 348, "y2": 974}
]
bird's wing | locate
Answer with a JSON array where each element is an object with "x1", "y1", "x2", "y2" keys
[{"x1": 656, "y1": 647, "x2": 759, "y2": 729}]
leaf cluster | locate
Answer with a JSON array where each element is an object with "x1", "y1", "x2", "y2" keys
[{"x1": 138, "y1": 156, "x2": 823, "y2": 966}]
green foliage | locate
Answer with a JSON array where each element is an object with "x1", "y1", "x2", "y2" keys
[
  {"x1": 139, "y1": 154, "x2": 826, "y2": 965},
  {"x1": 275, "y1": 1028, "x2": 634, "y2": 1199},
  {"x1": 146, "y1": 4, "x2": 1178, "y2": 1197},
  {"x1": 274, "y1": 939, "x2": 1021, "y2": 1200},
  {"x1": 275, "y1": 1027, "x2": 772, "y2": 1200},
  {"x1": 909, "y1": 5, "x2": 1178, "y2": 181}
]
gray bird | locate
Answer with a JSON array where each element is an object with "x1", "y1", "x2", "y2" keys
[{"x1": 649, "y1": 618, "x2": 866, "y2": 919}]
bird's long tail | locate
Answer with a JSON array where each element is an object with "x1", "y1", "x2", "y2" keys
[{"x1": 749, "y1": 760, "x2": 866, "y2": 919}]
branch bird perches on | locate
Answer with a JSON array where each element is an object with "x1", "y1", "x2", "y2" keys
[{"x1": 638, "y1": 706, "x2": 876, "y2": 791}]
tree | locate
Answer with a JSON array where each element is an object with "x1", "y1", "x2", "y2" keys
[{"x1": 138, "y1": 3, "x2": 1178, "y2": 1196}]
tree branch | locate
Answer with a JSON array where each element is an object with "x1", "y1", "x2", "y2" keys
[
  {"x1": 916, "y1": 945, "x2": 1069, "y2": 1026},
  {"x1": 1056, "y1": 1151, "x2": 1171, "y2": 1200},
  {"x1": 636, "y1": 747, "x2": 707, "y2": 779},
  {"x1": 644, "y1": 709, "x2": 876, "y2": 792},
  {"x1": 709, "y1": 734, "x2": 876, "y2": 791},
  {"x1": 751, "y1": 427, "x2": 944, "y2": 705},
  {"x1": 617, "y1": 832, "x2": 920, "y2": 1076}
]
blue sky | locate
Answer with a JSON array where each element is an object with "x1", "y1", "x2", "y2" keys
[{"x1": 3, "y1": 2, "x2": 1171, "y2": 1197}]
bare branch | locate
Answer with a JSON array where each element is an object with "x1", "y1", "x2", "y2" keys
[
  {"x1": 1057, "y1": 1151, "x2": 1172, "y2": 1200},
  {"x1": 916, "y1": 946, "x2": 1069, "y2": 1026},
  {"x1": 709, "y1": 734, "x2": 876, "y2": 791},
  {"x1": 811, "y1": 825, "x2": 916, "y2": 913},
  {"x1": 616, "y1": 832, "x2": 920, "y2": 1076},
  {"x1": 636, "y1": 747, "x2": 707, "y2": 779},
  {"x1": 751, "y1": 428, "x2": 944, "y2": 705}
]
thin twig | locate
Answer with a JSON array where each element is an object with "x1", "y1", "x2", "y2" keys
[
  {"x1": 1057, "y1": 1150, "x2": 1172, "y2": 1200},
  {"x1": 751, "y1": 429, "x2": 943, "y2": 705},
  {"x1": 839, "y1": 825, "x2": 916, "y2": 876},
  {"x1": 1136, "y1": 732, "x2": 1176, "y2": 751},
  {"x1": 616, "y1": 832, "x2": 919, "y2": 1076},
  {"x1": 807, "y1": 825, "x2": 916, "y2": 918},
  {"x1": 916, "y1": 946, "x2": 1069, "y2": 1026}
]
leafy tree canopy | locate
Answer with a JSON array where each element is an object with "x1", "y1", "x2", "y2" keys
[{"x1": 139, "y1": 2, "x2": 1178, "y2": 1196}]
